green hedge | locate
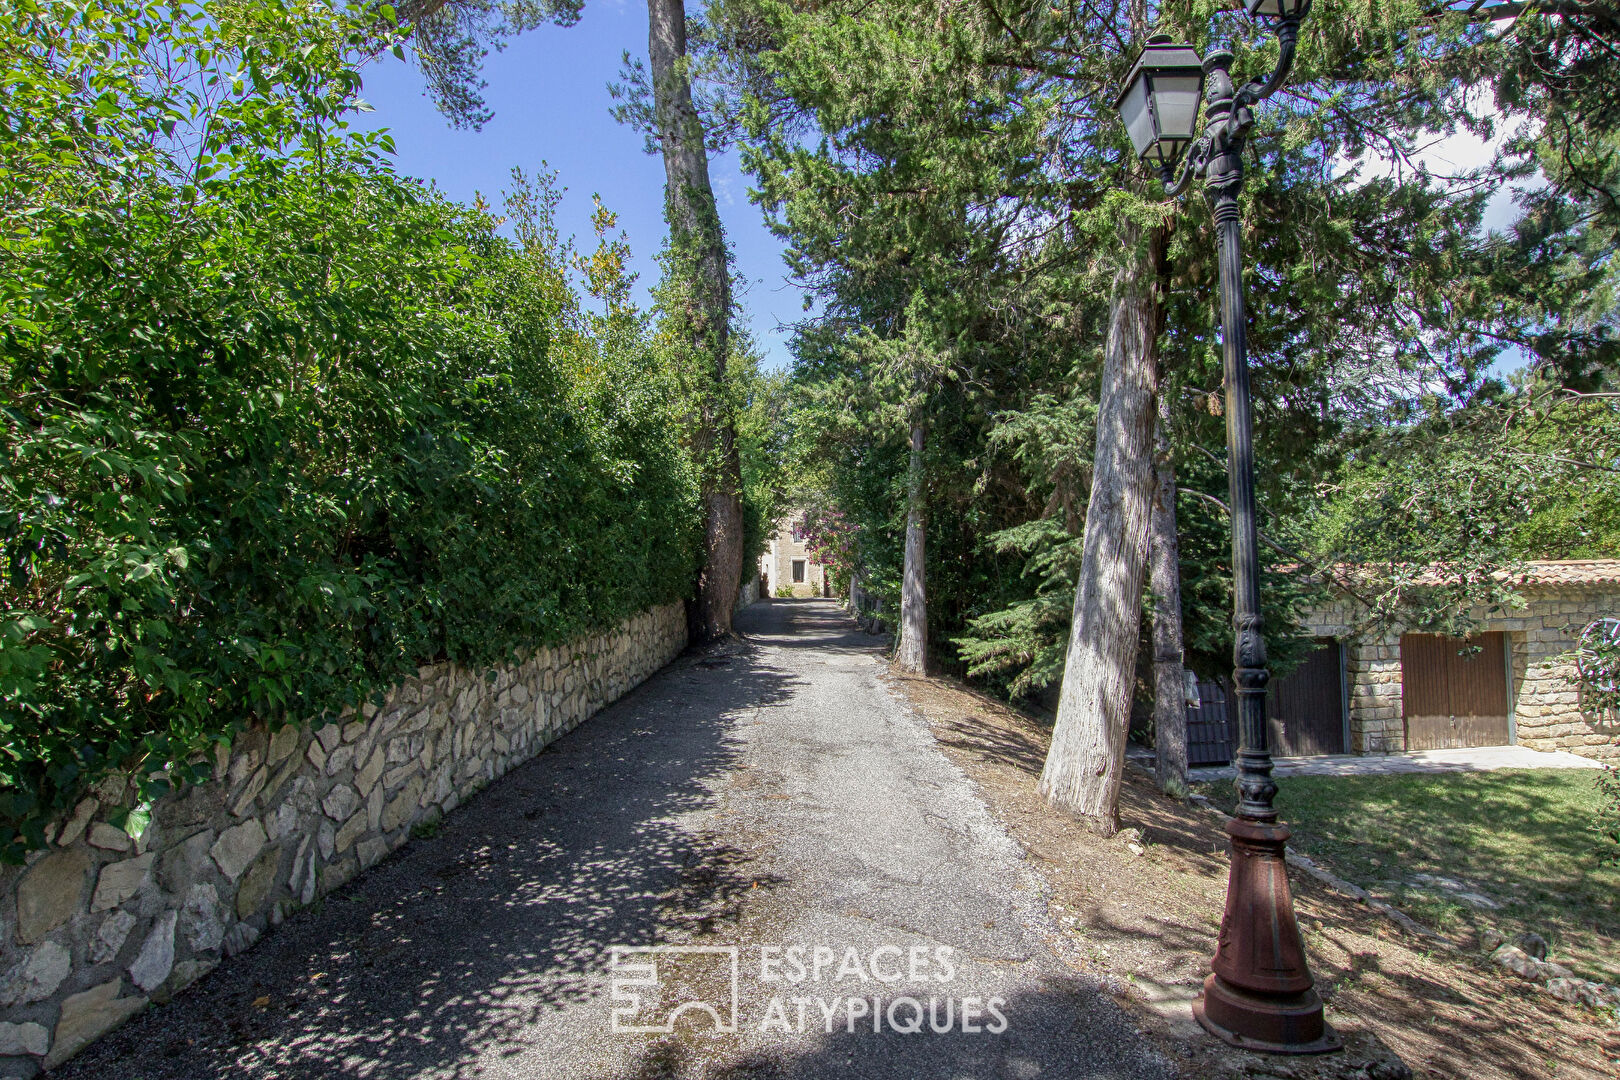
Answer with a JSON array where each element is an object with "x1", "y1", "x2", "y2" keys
[{"x1": 0, "y1": 0, "x2": 700, "y2": 858}]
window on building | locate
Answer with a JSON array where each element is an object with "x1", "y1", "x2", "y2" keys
[{"x1": 792, "y1": 559, "x2": 806, "y2": 583}]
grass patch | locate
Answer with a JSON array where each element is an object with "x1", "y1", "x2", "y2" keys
[{"x1": 1267, "y1": 769, "x2": 1619, "y2": 984}]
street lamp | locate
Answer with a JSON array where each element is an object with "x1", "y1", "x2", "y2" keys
[
  {"x1": 1114, "y1": 0, "x2": 1340, "y2": 1056},
  {"x1": 1114, "y1": 36, "x2": 1205, "y2": 169}
]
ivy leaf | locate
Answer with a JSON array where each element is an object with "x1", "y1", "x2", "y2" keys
[{"x1": 108, "y1": 802, "x2": 152, "y2": 843}]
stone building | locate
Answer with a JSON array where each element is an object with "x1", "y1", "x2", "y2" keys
[
  {"x1": 760, "y1": 511, "x2": 827, "y2": 598},
  {"x1": 1278, "y1": 560, "x2": 1620, "y2": 760}
]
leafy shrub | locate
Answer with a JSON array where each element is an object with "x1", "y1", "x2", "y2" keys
[
  {"x1": 0, "y1": 0, "x2": 698, "y2": 858},
  {"x1": 1597, "y1": 766, "x2": 1620, "y2": 867},
  {"x1": 735, "y1": 363, "x2": 788, "y2": 589}
]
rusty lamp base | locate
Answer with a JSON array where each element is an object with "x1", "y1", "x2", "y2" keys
[
  {"x1": 1195, "y1": 975, "x2": 1342, "y2": 1054},
  {"x1": 1196, "y1": 816, "x2": 1342, "y2": 1055}
]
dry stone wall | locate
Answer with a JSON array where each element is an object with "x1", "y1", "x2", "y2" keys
[{"x1": 0, "y1": 602, "x2": 686, "y2": 1077}]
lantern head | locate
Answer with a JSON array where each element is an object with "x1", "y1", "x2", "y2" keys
[
  {"x1": 1244, "y1": 0, "x2": 1311, "y2": 22},
  {"x1": 1114, "y1": 35, "x2": 1206, "y2": 170}
]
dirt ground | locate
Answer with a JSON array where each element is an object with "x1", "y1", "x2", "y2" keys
[{"x1": 888, "y1": 670, "x2": 1620, "y2": 1080}]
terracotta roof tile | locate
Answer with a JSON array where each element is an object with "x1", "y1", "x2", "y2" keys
[
  {"x1": 1511, "y1": 560, "x2": 1620, "y2": 586},
  {"x1": 1375, "y1": 560, "x2": 1620, "y2": 588},
  {"x1": 1307, "y1": 560, "x2": 1620, "y2": 591}
]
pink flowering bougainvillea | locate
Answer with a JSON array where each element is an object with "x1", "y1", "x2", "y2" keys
[{"x1": 799, "y1": 506, "x2": 858, "y2": 593}]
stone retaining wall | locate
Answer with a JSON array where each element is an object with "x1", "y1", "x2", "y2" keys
[
  {"x1": 0, "y1": 602, "x2": 686, "y2": 1076},
  {"x1": 848, "y1": 579, "x2": 887, "y2": 635}
]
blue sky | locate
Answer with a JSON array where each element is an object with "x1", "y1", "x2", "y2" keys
[
  {"x1": 352, "y1": 3, "x2": 802, "y2": 370},
  {"x1": 350, "y1": 9, "x2": 1524, "y2": 381}
]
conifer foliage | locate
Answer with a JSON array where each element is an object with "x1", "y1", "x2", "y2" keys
[{"x1": 722, "y1": 0, "x2": 1617, "y2": 826}]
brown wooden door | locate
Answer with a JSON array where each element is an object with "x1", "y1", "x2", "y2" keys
[
  {"x1": 1269, "y1": 639, "x2": 1346, "y2": 756},
  {"x1": 1401, "y1": 632, "x2": 1511, "y2": 750}
]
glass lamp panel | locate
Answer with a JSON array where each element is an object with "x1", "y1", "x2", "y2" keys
[
  {"x1": 1117, "y1": 75, "x2": 1157, "y2": 159},
  {"x1": 1145, "y1": 138, "x2": 1186, "y2": 168},
  {"x1": 1149, "y1": 74, "x2": 1204, "y2": 141},
  {"x1": 1246, "y1": 0, "x2": 1305, "y2": 17}
]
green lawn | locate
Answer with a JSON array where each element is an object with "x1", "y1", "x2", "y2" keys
[{"x1": 1267, "y1": 770, "x2": 1619, "y2": 985}]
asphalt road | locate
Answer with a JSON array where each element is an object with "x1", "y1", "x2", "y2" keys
[{"x1": 60, "y1": 599, "x2": 1175, "y2": 1080}]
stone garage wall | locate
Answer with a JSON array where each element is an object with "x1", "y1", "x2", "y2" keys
[
  {"x1": 1507, "y1": 586, "x2": 1620, "y2": 760},
  {"x1": 1302, "y1": 586, "x2": 1620, "y2": 759},
  {"x1": 0, "y1": 602, "x2": 686, "y2": 1076}
]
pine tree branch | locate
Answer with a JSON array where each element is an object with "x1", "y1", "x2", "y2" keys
[{"x1": 1177, "y1": 489, "x2": 1386, "y2": 612}]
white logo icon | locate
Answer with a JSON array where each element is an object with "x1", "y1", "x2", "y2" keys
[{"x1": 609, "y1": 945, "x2": 740, "y2": 1034}]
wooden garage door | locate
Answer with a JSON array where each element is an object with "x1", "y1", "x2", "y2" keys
[
  {"x1": 1269, "y1": 639, "x2": 1347, "y2": 757},
  {"x1": 1401, "y1": 632, "x2": 1511, "y2": 750}
]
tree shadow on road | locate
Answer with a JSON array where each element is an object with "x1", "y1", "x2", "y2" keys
[
  {"x1": 56, "y1": 648, "x2": 798, "y2": 1080},
  {"x1": 736, "y1": 600, "x2": 887, "y2": 657},
  {"x1": 612, "y1": 975, "x2": 1182, "y2": 1080}
]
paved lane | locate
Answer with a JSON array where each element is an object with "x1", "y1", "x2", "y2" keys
[{"x1": 60, "y1": 600, "x2": 1173, "y2": 1080}]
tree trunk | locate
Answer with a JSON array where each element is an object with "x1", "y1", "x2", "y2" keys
[
  {"x1": 648, "y1": 0, "x2": 743, "y2": 641},
  {"x1": 1149, "y1": 401, "x2": 1189, "y2": 793},
  {"x1": 895, "y1": 420, "x2": 927, "y2": 673},
  {"x1": 1038, "y1": 220, "x2": 1166, "y2": 833}
]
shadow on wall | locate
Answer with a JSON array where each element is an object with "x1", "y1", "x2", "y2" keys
[
  {"x1": 52, "y1": 652, "x2": 799, "y2": 1080},
  {"x1": 1576, "y1": 684, "x2": 1620, "y2": 736}
]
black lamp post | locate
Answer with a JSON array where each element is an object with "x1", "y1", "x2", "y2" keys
[{"x1": 1115, "y1": 0, "x2": 1340, "y2": 1055}]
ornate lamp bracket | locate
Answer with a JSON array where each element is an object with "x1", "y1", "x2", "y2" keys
[
  {"x1": 1156, "y1": 9, "x2": 1304, "y2": 201},
  {"x1": 1235, "y1": 9, "x2": 1305, "y2": 111}
]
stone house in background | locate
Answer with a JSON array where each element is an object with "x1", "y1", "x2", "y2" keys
[
  {"x1": 1241, "y1": 560, "x2": 1620, "y2": 761},
  {"x1": 760, "y1": 511, "x2": 828, "y2": 598}
]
